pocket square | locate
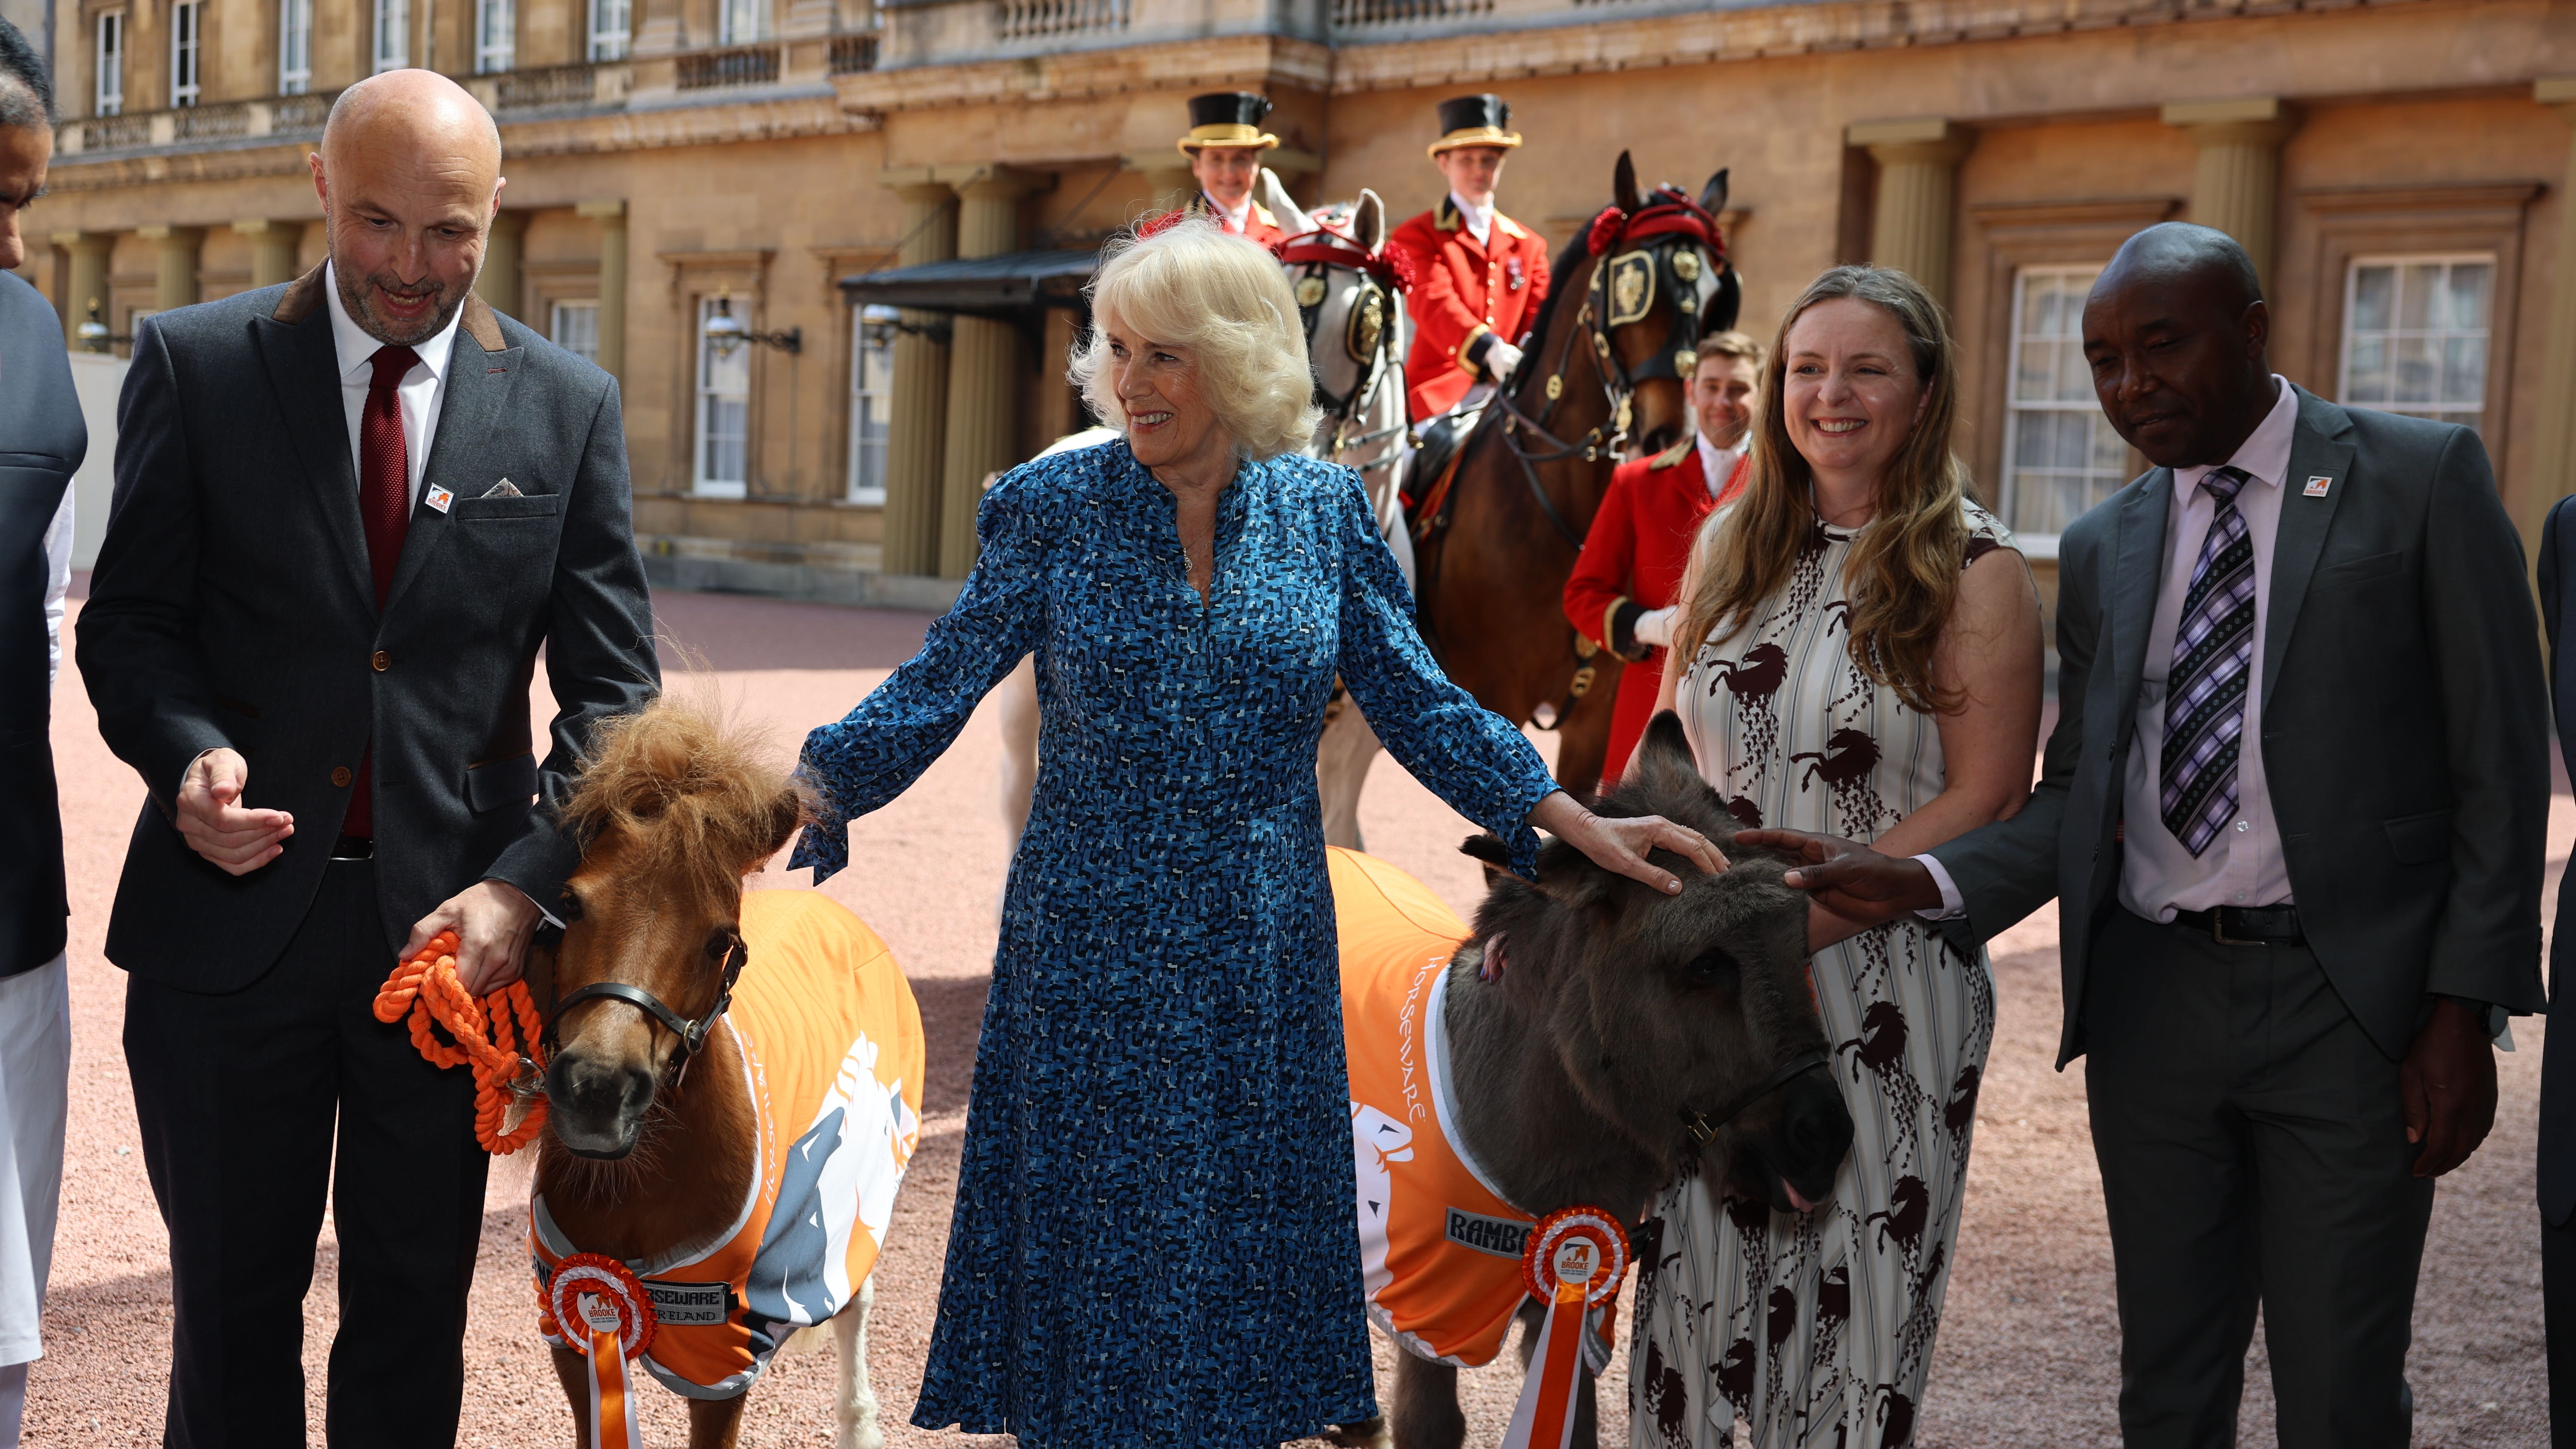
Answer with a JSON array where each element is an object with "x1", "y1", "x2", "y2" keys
[{"x1": 481, "y1": 479, "x2": 524, "y2": 499}]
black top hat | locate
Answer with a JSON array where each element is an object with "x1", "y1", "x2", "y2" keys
[
  {"x1": 1430, "y1": 94, "x2": 1521, "y2": 157},
  {"x1": 1179, "y1": 92, "x2": 1279, "y2": 154}
]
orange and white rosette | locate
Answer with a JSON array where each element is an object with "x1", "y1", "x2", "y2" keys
[
  {"x1": 1501, "y1": 1206, "x2": 1629, "y2": 1449},
  {"x1": 545, "y1": 1253, "x2": 656, "y2": 1449}
]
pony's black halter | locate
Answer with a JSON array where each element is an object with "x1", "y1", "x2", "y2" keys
[
  {"x1": 1677, "y1": 1049, "x2": 1830, "y2": 1147},
  {"x1": 541, "y1": 930, "x2": 750, "y2": 1088}
]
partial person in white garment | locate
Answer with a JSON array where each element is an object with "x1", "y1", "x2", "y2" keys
[
  {"x1": 0, "y1": 21, "x2": 79, "y2": 1443},
  {"x1": 1635, "y1": 265, "x2": 2042, "y2": 1449}
]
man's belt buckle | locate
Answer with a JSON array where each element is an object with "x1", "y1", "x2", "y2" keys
[{"x1": 2209, "y1": 913, "x2": 2256, "y2": 947}]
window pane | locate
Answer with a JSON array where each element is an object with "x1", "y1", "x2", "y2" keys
[
  {"x1": 2350, "y1": 265, "x2": 2393, "y2": 334},
  {"x1": 551, "y1": 301, "x2": 598, "y2": 361},
  {"x1": 2391, "y1": 335, "x2": 2438, "y2": 405},
  {"x1": 2443, "y1": 335, "x2": 2487, "y2": 407},
  {"x1": 2448, "y1": 263, "x2": 2494, "y2": 335},
  {"x1": 2002, "y1": 265, "x2": 2123, "y2": 538}
]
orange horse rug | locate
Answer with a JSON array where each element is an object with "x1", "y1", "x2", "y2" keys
[
  {"x1": 1334, "y1": 847, "x2": 1614, "y2": 1370},
  {"x1": 532, "y1": 889, "x2": 926, "y2": 1398}
]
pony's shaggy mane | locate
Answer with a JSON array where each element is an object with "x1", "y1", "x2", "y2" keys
[{"x1": 561, "y1": 696, "x2": 805, "y2": 896}]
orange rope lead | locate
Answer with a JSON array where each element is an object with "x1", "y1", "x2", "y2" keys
[{"x1": 373, "y1": 930, "x2": 552, "y2": 1154}]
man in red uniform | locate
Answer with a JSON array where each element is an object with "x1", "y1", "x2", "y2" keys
[
  {"x1": 1388, "y1": 94, "x2": 1551, "y2": 422},
  {"x1": 1563, "y1": 331, "x2": 1763, "y2": 787},
  {"x1": 1176, "y1": 91, "x2": 1292, "y2": 247}
]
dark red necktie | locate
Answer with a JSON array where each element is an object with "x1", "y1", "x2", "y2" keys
[{"x1": 346, "y1": 344, "x2": 418, "y2": 839}]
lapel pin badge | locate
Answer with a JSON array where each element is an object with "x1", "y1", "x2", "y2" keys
[
  {"x1": 425, "y1": 484, "x2": 455, "y2": 514},
  {"x1": 2304, "y1": 475, "x2": 2333, "y2": 498}
]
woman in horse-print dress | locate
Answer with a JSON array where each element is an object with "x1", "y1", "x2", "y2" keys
[
  {"x1": 791, "y1": 218, "x2": 1722, "y2": 1449},
  {"x1": 1633, "y1": 265, "x2": 2044, "y2": 1449}
]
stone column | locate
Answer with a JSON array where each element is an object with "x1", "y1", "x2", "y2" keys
[
  {"x1": 577, "y1": 199, "x2": 629, "y2": 380},
  {"x1": 52, "y1": 231, "x2": 115, "y2": 345},
  {"x1": 1127, "y1": 151, "x2": 1196, "y2": 217},
  {"x1": 477, "y1": 210, "x2": 529, "y2": 321},
  {"x1": 1848, "y1": 118, "x2": 1972, "y2": 312},
  {"x1": 879, "y1": 174, "x2": 957, "y2": 577},
  {"x1": 939, "y1": 167, "x2": 1042, "y2": 580},
  {"x1": 137, "y1": 225, "x2": 205, "y2": 312},
  {"x1": 233, "y1": 218, "x2": 306, "y2": 288},
  {"x1": 2526, "y1": 79, "x2": 2576, "y2": 562},
  {"x1": 2162, "y1": 97, "x2": 2300, "y2": 294}
]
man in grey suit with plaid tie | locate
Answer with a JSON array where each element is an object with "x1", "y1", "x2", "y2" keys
[
  {"x1": 77, "y1": 70, "x2": 656, "y2": 1446},
  {"x1": 1740, "y1": 223, "x2": 2548, "y2": 1447}
]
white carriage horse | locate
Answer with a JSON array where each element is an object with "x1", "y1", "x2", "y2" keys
[{"x1": 995, "y1": 176, "x2": 1418, "y2": 854}]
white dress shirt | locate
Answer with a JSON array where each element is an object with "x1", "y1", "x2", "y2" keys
[
  {"x1": 1918, "y1": 376, "x2": 2301, "y2": 920},
  {"x1": 41, "y1": 491, "x2": 70, "y2": 694},
  {"x1": 325, "y1": 261, "x2": 462, "y2": 509},
  {"x1": 1695, "y1": 434, "x2": 1745, "y2": 501},
  {"x1": 1449, "y1": 191, "x2": 1494, "y2": 246},
  {"x1": 1210, "y1": 193, "x2": 1253, "y2": 234}
]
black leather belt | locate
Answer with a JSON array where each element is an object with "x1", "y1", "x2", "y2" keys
[
  {"x1": 330, "y1": 834, "x2": 374, "y2": 860},
  {"x1": 2170, "y1": 903, "x2": 2302, "y2": 947}
]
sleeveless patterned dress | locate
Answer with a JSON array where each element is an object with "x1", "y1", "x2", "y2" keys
[{"x1": 1631, "y1": 500, "x2": 2009, "y2": 1449}]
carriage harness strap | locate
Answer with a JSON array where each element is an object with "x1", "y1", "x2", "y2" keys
[{"x1": 1677, "y1": 1049, "x2": 1830, "y2": 1148}]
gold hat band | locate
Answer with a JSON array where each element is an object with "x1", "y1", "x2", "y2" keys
[
  {"x1": 1428, "y1": 126, "x2": 1524, "y2": 158},
  {"x1": 1179, "y1": 124, "x2": 1282, "y2": 154}
]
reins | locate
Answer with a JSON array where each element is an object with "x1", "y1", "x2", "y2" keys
[{"x1": 373, "y1": 930, "x2": 553, "y2": 1154}]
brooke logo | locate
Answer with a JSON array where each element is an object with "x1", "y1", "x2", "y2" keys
[{"x1": 1446, "y1": 1208, "x2": 1532, "y2": 1260}]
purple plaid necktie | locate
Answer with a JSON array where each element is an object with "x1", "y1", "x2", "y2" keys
[{"x1": 2161, "y1": 465, "x2": 2257, "y2": 857}]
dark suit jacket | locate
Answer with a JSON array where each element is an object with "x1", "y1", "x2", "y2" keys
[
  {"x1": 0, "y1": 272, "x2": 83, "y2": 978},
  {"x1": 2534, "y1": 493, "x2": 2576, "y2": 1224},
  {"x1": 76, "y1": 266, "x2": 659, "y2": 990},
  {"x1": 1931, "y1": 385, "x2": 2548, "y2": 1067}
]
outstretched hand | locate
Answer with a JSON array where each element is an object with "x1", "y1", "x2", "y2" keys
[
  {"x1": 2399, "y1": 997, "x2": 2498, "y2": 1178},
  {"x1": 176, "y1": 747, "x2": 293, "y2": 875},
  {"x1": 1732, "y1": 827, "x2": 1943, "y2": 926},
  {"x1": 1528, "y1": 791, "x2": 1726, "y2": 894}
]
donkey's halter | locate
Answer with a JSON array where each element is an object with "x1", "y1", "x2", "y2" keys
[
  {"x1": 1677, "y1": 1049, "x2": 1829, "y2": 1147},
  {"x1": 1485, "y1": 188, "x2": 1726, "y2": 552},
  {"x1": 541, "y1": 930, "x2": 750, "y2": 1088},
  {"x1": 1281, "y1": 229, "x2": 1413, "y2": 471}
]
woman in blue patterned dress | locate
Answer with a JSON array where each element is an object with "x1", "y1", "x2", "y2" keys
[{"x1": 791, "y1": 218, "x2": 1722, "y2": 1449}]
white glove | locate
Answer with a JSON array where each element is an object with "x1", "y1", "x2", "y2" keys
[
  {"x1": 1482, "y1": 339, "x2": 1524, "y2": 383},
  {"x1": 1634, "y1": 606, "x2": 1677, "y2": 648}
]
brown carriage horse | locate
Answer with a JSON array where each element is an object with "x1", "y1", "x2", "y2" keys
[{"x1": 1409, "y1": 152, "x2": 1740, "y2": 796}]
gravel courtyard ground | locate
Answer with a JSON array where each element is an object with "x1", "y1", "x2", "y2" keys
[{"x1": 24, "y1": 585, "x2": 2557, "y2": 1446}]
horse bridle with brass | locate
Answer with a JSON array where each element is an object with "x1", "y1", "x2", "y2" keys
[{"x1": 1281, "y1": 229, "x2": 1413, "y2": 472}]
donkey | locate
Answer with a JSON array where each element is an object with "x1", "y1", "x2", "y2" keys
[
  {"x1": 1331, "y1": 711, "x2": 1852, "y2": 1449},
  {"x1": 534, "y1": 698, "x2": 924, "y2": 1449},
  {"x1": 1269, "y1": 179, "x2": 1421, "y2": 852}
]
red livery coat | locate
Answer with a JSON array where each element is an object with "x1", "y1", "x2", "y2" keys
[
  {"x1": 1563, "y1": 440, "x2": 1750, "y2": 788},
  {"x1": 1388, "y1": 197, "x2": 1551, "y2": 421}
]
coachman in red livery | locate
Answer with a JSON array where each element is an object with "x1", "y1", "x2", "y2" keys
[{"x1": 1387, "y1": 94, "x2": 1552, "y2": 422}]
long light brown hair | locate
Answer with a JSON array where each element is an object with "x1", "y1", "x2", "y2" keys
[{"x1": 1676, "y1": 266, "x2": 1973, "y2": 716}]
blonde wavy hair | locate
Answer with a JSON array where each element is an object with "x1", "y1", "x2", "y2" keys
[
  {"x1": 1677, "y1": 266, "x2": 1974, "y2": 716},
  {"x1": 1069, "y1": 216, "x2": 1322, "y2": 461}
]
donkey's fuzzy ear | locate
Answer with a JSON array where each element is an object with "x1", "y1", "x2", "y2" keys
[
  {"x1": 1613, "y1": 150, "x2": 1642, "y2": 215},
  {"x1": 1459, "y1": 832, "x2": 1513, "y2": 869},
  {"x1": 1631, "y1": 711, "x2": 1707, "y2": 801}
]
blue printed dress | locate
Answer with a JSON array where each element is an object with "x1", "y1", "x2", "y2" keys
[{"x1": 792, "y1": 439, "x2": 1557, "y2": 1449}]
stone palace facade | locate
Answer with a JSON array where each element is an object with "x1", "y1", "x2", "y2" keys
[{"x1": 13, "y1": 0, "x2": 2576, "y2": 613}]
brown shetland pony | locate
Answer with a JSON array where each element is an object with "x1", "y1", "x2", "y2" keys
[
  {"x1": 1412, "y1": 152, "x2": 1735, "y2": 797},
  {"x1": 532, "y1": 699, "x2": 885, "y2": 1449}
]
